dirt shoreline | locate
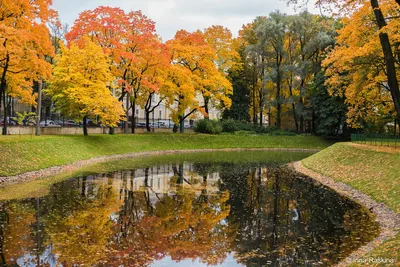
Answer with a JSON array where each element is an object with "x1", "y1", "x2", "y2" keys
[
  {"x1": 0, "y1": 147, "x2": 318, "y2": 187},
  {"x1": 291, "y1": 161, "x2": 400, "y2": 267}
]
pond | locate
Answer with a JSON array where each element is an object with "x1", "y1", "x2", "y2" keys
[{"x1": 0, "y1": 151, "x2": 379, "y2": 267}]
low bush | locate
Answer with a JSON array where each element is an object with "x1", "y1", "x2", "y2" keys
[
  {"x1": 221, "y1": 119, "x2": 255, "y2": 133},
  {"x1": 194, "y1": 119, "x2": 222, "y2": 134}
]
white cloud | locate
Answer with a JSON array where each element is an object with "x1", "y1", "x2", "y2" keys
[{"x1": 52, "y1": 0, "x2": 319, "y2": 41}]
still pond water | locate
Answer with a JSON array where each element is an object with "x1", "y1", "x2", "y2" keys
[{"x1": 0, "y1": 151, "x2": 379, "y2": 267}]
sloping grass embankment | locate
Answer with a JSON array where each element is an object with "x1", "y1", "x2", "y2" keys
[
  {"x1": 0, "y1": 133, "x2": 329, "y2": 177},
  {"x1": 302, "y1": 142, "x2": 400, "y2": 266}
]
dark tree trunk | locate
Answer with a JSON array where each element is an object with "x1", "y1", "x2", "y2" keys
[
  {"x1": 173, "y1": 124, "x2": 178, "y2": 133},
  {"x1": 260, "y1": 57, "x2": 265, "y2": 127},
  {"x1": 252, "y1": 62, "x2": 258, "y2": 125},
  {"x1": 131, "y1": 101, "x2": 136, "y2": 134},
  {"x1": 204, "y1": 97, "x2": 210, "y2": 119},
  {"x1": 1, "y1": 54, "x2": 9, "y2": 136},
  {"x1": 145, "y1": 111, "x2": 151, "y2": 132},
  {"x1": 83, "y1": 116, "x2": 88, "y2": 136},
  {"x1": 288, "y1": 85, "x2": 299, "y2": 132},
  {"x1": 2, "y1": 88, "x2": 7, "y2": 135},
  {"x1": 371, "y1": 0, "x2": 400, "y2": 127},
  {"x1": 124, "y1": 91, "x2": 129, "y2": 134}
]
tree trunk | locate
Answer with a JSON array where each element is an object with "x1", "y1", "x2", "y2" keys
[
  {"x1": 35, "y1": 79, "x2": 42, "y2": 136},
  {"x1": 371, "y1": 0, "x2": 400, "y2": 127},
  {"x1": 145, "y1": 110, "x2": 151, "y2": 132},
  {"x1": 173, "y1": 124, "x2": 178, "y2": 133},
  {"x1": 289, "y1": 85, "x2": 299, "y2": 132},
  {"x1": 204, "y1": 97, "x2": 210, "y2": 119},
  {"x1": 2, "y1": 88, "x2": 7, "y2": 135},
  {"x1": 131, "y1": 101, "x2": 136, "y2": 134},
  {"x1": 180, "y1": 116, "x2": 185, "y2": 133},
  {"x1": 124, "y1": 92, "x2": 129, "y2": 134},
  {"x1": 252, "y1": 63, "x2": 258, "y2": 125},
  {"x1": 83, "y1": 116, "x2": 88, "y2": 136}
]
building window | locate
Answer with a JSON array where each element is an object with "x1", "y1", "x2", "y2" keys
[{"x1": 159, "y1": 110, "x2": 162, "y2": 119}]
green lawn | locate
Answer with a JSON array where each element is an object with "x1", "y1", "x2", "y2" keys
[
  {"x1": 303, "y1": 143, "x2": 400, "y2": 266},
  {"x1": 0, "y1": 133, "x2": 329, "y2": 176}
]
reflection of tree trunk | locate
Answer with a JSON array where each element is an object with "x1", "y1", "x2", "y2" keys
[
  {"x1": 0, "y1": 204, "x2": 7, "y2": 267},
  {"x1": 256, "y1": 167, "x2": 262, "y2": 260},
  {"x1": 35, "y1": 198, "x2": 41, "y2": 267},
  {"x1": 81, "y1": 177, "x2": 87, "y2": 197},
  {"x1": 177, "y1": 163, "x2": 184, "y2": 185},
  {"x1": 272, "y1": 169, "x2": 280, "y2": 248},
  {"x1": 203, "y1": 174, "x2": 207, "y2": 184},
  {"x1": 144, "y1": 168, "x2": 149, "y2": 187}
]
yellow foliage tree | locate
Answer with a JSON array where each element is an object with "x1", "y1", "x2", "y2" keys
[
  {"x1": 48, "y1": 37, "x2": 125, "y2": 135},
  {"x1": 166, "y1": 30, "x2": 232, "y2": 130},
  {"x1": 323, "y1": 0, "x2": 400, "y2": 127}
]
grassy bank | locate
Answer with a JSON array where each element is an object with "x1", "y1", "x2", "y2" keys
[
  {"x1": 0, "y1": 133, "x2": 329, "y2": 177},
  {"x1": 0, "y1": 150, "x2": 314, "y2": 200},
  {"x1": 302, "y1": 143, "x2": 400, "y2": 266}
]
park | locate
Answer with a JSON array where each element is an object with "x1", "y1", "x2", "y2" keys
[{"x1": 0, "y1": 0, "x2": 400, "y2": 266}]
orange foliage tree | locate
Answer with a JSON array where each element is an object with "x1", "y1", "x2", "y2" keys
[
  {"x1": 66, "y1": 6, "x2": 166, "y2": 133},
  {"x1": 0, "y1": 0, "x2": 55, "y2": 135}
]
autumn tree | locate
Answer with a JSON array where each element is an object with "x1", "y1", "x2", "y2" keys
[
  {"x1": 135, "y1": 42, "x2": 170, "y2": 132},
  {"x1": 48, "y1": 37, "x2": 125, "y2": 135},
  {"x1": 162, "y1": 64, "x2": 198, "y2": 133},
  {"x1": 203, "y1": 25, "x2": 240, "y2": 73},
  {"x1": 166, "y1": 30, "x2": 232, "y2": 127},
  {"x1": 66, "y1": 7, "x2": 162, "y2": 134},
  {"x1": 0, "y1": 0, "x2": 55, "y2": 135},
  {"x1": 322, "y1": 0, "x2": 400, "y2": 128},
  {"x1": 292, "y1": 0, "x2": 400, "y2": 128}
]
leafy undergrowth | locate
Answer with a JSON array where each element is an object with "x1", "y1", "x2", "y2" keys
[
  {"x1": 0, "y1": 133, "x2": 329, "y2": 176},
  {"x1": 302, "y1": 142, "x2": 400, "y2": 266}
]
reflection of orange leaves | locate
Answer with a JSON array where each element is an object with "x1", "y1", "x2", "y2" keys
[{"x1": 2, "y1": 202, "x2": 36, "y2": 262}]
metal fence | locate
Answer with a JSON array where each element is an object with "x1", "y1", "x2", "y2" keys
[
  {"x1": 0, "y1": 115, "x2": 195, "y2": 129},
  {"x1": 351, "y1": 134, "x2": 400, "y2": 148}
]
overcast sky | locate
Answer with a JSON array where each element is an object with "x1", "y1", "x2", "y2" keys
[{"x1": 52, "y1": 0, "x2": 318, "y2": 41}]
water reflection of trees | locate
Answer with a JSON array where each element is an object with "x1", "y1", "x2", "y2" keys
[
  {"x1": 104, "y1": 164, "x2": 233, "y2": 266},
  {"x1": 0, "y1": 162, "x2": 379, "y2": 267},
  {"x1": 218, "y1": 164, "x2": 378, "y2": 266}
]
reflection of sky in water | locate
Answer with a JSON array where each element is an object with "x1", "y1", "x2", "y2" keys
[
  {"x1": 0, "y1": 157, "x2": 379, "y2": 267},
  {"x1": 151, "y1": 254, "x2": 244, "y2": 267},
  {"x1": 16, "y1": 246, "x2": 58, "y2": 267}
]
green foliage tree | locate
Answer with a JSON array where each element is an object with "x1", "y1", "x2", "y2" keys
[{"x1": 309, "y1": 72, "x2": 347, "y2": 135}]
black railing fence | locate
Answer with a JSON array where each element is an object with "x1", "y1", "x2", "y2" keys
[
  {"x1": 0, "y1": 115, "x2": 196, "y2": 129},
  {"x1": 351, "y1": 134, "x2": 400, "y2": 148}
]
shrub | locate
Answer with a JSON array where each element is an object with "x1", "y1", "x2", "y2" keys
[
  {"x1": 194, "y1": 119, "x2": 222, "y2": 134},
  {"x1": 221, "y1": 119, "x2": 254, "y2": 133}
]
